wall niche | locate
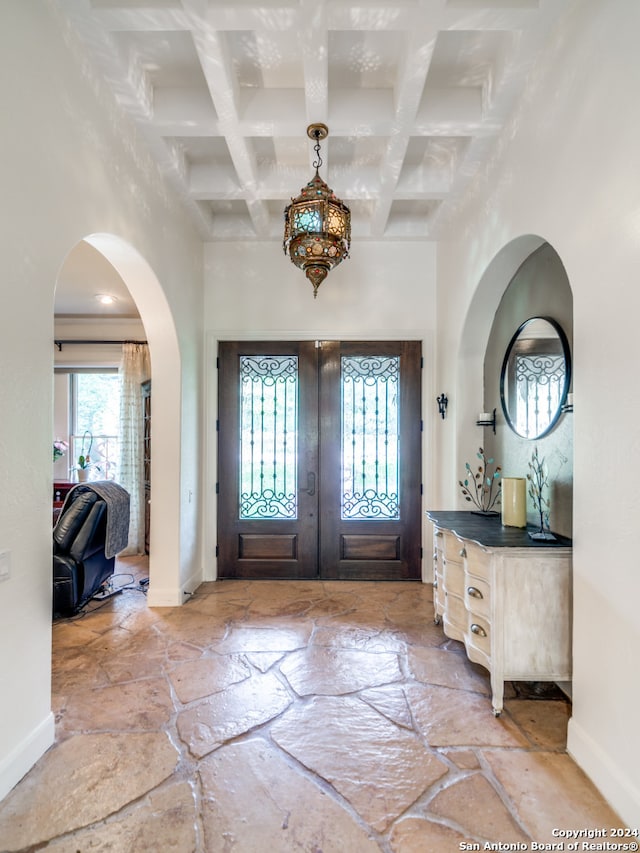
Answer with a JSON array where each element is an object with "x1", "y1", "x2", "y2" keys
[{"x1": 483, "y1": 242, "x2": 573, "y2": 538}]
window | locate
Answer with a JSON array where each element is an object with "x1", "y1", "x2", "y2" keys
[
  {"x1": 341, "y1": 355, "x2": 400, "y2": 520},
  {"x1": 70, "y1": 372, "x2": 121, "y2": 480},
  {"x1": 239, "y1": 355, "x2": 298, "y2": 519}
]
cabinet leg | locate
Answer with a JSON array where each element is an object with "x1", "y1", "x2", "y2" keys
[{"x1": 491, "y1": 674, "x2": 504, "y2": 717}]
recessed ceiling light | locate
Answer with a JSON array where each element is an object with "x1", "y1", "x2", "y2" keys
[{"x1": 95, "y1": 293, "x2": 117, "y2": 305}]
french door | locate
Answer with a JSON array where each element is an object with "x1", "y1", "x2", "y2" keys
[{"x1": 217, "y1": 340, "x2": 422, "y2": 580}]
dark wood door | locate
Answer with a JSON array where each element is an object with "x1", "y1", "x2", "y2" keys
[
  {"x1": 318, "y1": 341, "x2": 422, "y2": 580},
  {"x1": 217, "y1": 340, "x2": 421, "y2": 580},
  {"x1": 218, "y1": 341, "x2": 319, "y2": 580}
]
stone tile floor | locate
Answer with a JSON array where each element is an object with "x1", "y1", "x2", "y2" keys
[{"x1": 0, "y1": 555, "x2": 623, "y2": 852}]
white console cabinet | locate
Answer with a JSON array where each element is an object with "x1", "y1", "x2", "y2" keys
[{"x1": 428, "y1": 511, "x2": 572, "y2": 715}]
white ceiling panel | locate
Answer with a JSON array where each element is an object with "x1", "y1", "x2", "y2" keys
[{"x1": 55, "y1": 0, "x2": 569, "y2": 312}]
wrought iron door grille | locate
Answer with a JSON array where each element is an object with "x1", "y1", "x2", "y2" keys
[
  {"x1": 341, "y1": 355, "x2": 400, "y2": 520},
  {"x1": 239, "y1": 355, "x2": 298, "y2": 519}
]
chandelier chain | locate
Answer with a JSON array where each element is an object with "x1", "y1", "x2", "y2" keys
[{"x1": 312, "y1": 132, "x2": 323, "y2": 175}]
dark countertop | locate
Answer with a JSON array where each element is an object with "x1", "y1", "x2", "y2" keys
[{"x1": 426, "y1": 510, "x2": 572, "y2": 549}]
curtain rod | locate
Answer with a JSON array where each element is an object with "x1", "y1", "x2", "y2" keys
[{"x1": 54, "y1": 339, "x2": 147, "y2": 352}]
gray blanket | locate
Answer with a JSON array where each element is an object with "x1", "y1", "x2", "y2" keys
[{"x1": 63, "y1": 481, "x2": 130, "y2": 558}]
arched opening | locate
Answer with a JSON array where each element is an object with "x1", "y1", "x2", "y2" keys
[
  {"x1": 454, "y1": 234, "x2": 574, "y2": 693},
  {"x1": 456, "y1": 237, "x2": 573, "y2": 496},
  {"x1": 455, "y1": 236, "x2": 551, "y2": 485},
  {"x1": 481, "y1": 241, "x2": 573, "y2": 537},
  {"x1": 54, "y1": 234, "x2": 183, "y2": 605}
]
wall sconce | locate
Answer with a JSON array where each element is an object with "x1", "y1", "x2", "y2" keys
[
  {"x1": 561, "y1": 392, "x2": 573, "y2": 413},
  {"x1": 437, "y1": 393, "x2": 448, "y2": 419},
  {"x1": 476, "y1": 408, "x2": 496, "y2": 434}
]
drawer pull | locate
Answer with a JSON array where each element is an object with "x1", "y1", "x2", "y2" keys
[
  {"x1": 433, "y1": 580, "x2": 438, "y2": 589},
  {"x1": 467, "y1": 586, "x2": 483, "y2": 599},
  {"x1": 470, "y1": 623, "x2": 487, "y2": 638},
  {"x1": 459, "y1": 547, "x2": 467, "y2": 558}
]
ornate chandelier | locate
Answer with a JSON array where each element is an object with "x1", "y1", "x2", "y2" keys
[{"x1": 283, "y1": 123, "x2": 351, "y2": 298}]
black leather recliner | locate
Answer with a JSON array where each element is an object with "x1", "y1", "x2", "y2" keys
[{"x1": 53, "y1": 490, "x2": 114, "y2": 617}]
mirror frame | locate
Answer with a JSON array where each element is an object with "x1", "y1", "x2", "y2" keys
[{"x1": 499, "y1": 316, "x2": 571, "y2": 439}]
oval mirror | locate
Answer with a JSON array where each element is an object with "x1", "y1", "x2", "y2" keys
[{"x1": 500, "y1": 317, "x2": 571, "y2": 439}]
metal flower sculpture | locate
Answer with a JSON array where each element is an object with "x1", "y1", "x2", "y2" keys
[
  {"x1": 459, "y1": 447, "x2": 502, "y2": 513},
  {"x1": 527, "y1": 446, "x2": 556, "y2": 539}
]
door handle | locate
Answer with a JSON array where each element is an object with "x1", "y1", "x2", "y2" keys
[{"x1": 303, "y1": 472, "x2": 316, "y2": 496}]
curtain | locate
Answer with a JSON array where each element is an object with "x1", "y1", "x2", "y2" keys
[{"x1": 118, "y1": 342, "x2": 150, "y2": 555}]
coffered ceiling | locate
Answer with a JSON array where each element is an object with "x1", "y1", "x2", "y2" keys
[{"x1": 60, "y1": 0, "x2": 568, "y2": 246}]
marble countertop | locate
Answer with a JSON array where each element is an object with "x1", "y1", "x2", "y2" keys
[{"x1": 426, "y1": 510, "x2": 572, "y2": 549}]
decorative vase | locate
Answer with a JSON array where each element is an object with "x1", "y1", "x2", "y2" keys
[
  {"x1": 77, "y1": 468, "x2": 89, "y2": 483},
  {"x1": 501, "y1": 477, "x2": 526, "y2": 527}
]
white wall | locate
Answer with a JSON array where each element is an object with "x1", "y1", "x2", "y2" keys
[
  {"x1": 435, "y1": 0, "x2": 640, "y2": 824},
  {"x1": 0, "y1": 3, "x2": 202, "y2": 800},
  {"x1": 204, "y1": 241, "x2": 438, "y2": 579}
]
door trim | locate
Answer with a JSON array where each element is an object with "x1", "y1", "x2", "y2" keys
[{"x1": 216, "y1": 339, "x2": 424, "y2": 581}]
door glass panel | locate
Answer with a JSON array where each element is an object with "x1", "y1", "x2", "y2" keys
[
  {"x1": 341, "y1": 355, "x2": 400, "y2": 520},
  {"x1": 239, "y1": 355, "x2": 298, "y2": 519},
  {"x1": 514, "y1": 352, "x2": 565, "y2": 438}
]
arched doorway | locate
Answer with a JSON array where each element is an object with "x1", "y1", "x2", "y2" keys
[{"x1": 54, "y1": 234, "x2": 183, "y2": 604}]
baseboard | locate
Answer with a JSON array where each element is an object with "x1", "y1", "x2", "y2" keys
[
  {"x1": 556, "y1": 680, "x2": 572, "y2": 700},
  {"x1": 147, "y1": 568, "x2": 203, "y2": 607},
  {"x1": 0, "y1": 712, "x2": 55, "y2": 802},
  {"x1": 567, "y1": 717, "x2": 640, "y2": 825}
]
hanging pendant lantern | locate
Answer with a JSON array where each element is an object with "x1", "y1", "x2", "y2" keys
[{"x1": 283, "y1": 123, "x2": 351, "y2": 298}]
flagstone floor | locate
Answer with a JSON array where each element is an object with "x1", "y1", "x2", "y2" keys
[{"x1": 0, "y1": 555, "x2": 623, "y2": 852}]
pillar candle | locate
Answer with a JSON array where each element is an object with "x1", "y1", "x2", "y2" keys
[{"x1": 501, "y1": 477, "x2": 526, "y2": 527}]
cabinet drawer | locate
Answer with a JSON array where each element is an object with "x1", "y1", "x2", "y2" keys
[
  {"x1": 465, "y1": 613, "x2": 491, "y2": 659},
  {"x1": 464, "y1": 576, "x2": 491, "y2": 618},
  {"x1": 463, "y1": 540, "x2": 491, "y2": 581},
  {"x1": 443, "y1": 558, "x2": 464, "y2": 596},
  {"x1": 443, "y1": 532, "x2": 466, "y2": 562},
  {"x1": 434, "y1": 579, "x2": 445, "y2": 614},
  {"x1": 444, "y1": 592, "x2": 466, "y2": 636}
]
